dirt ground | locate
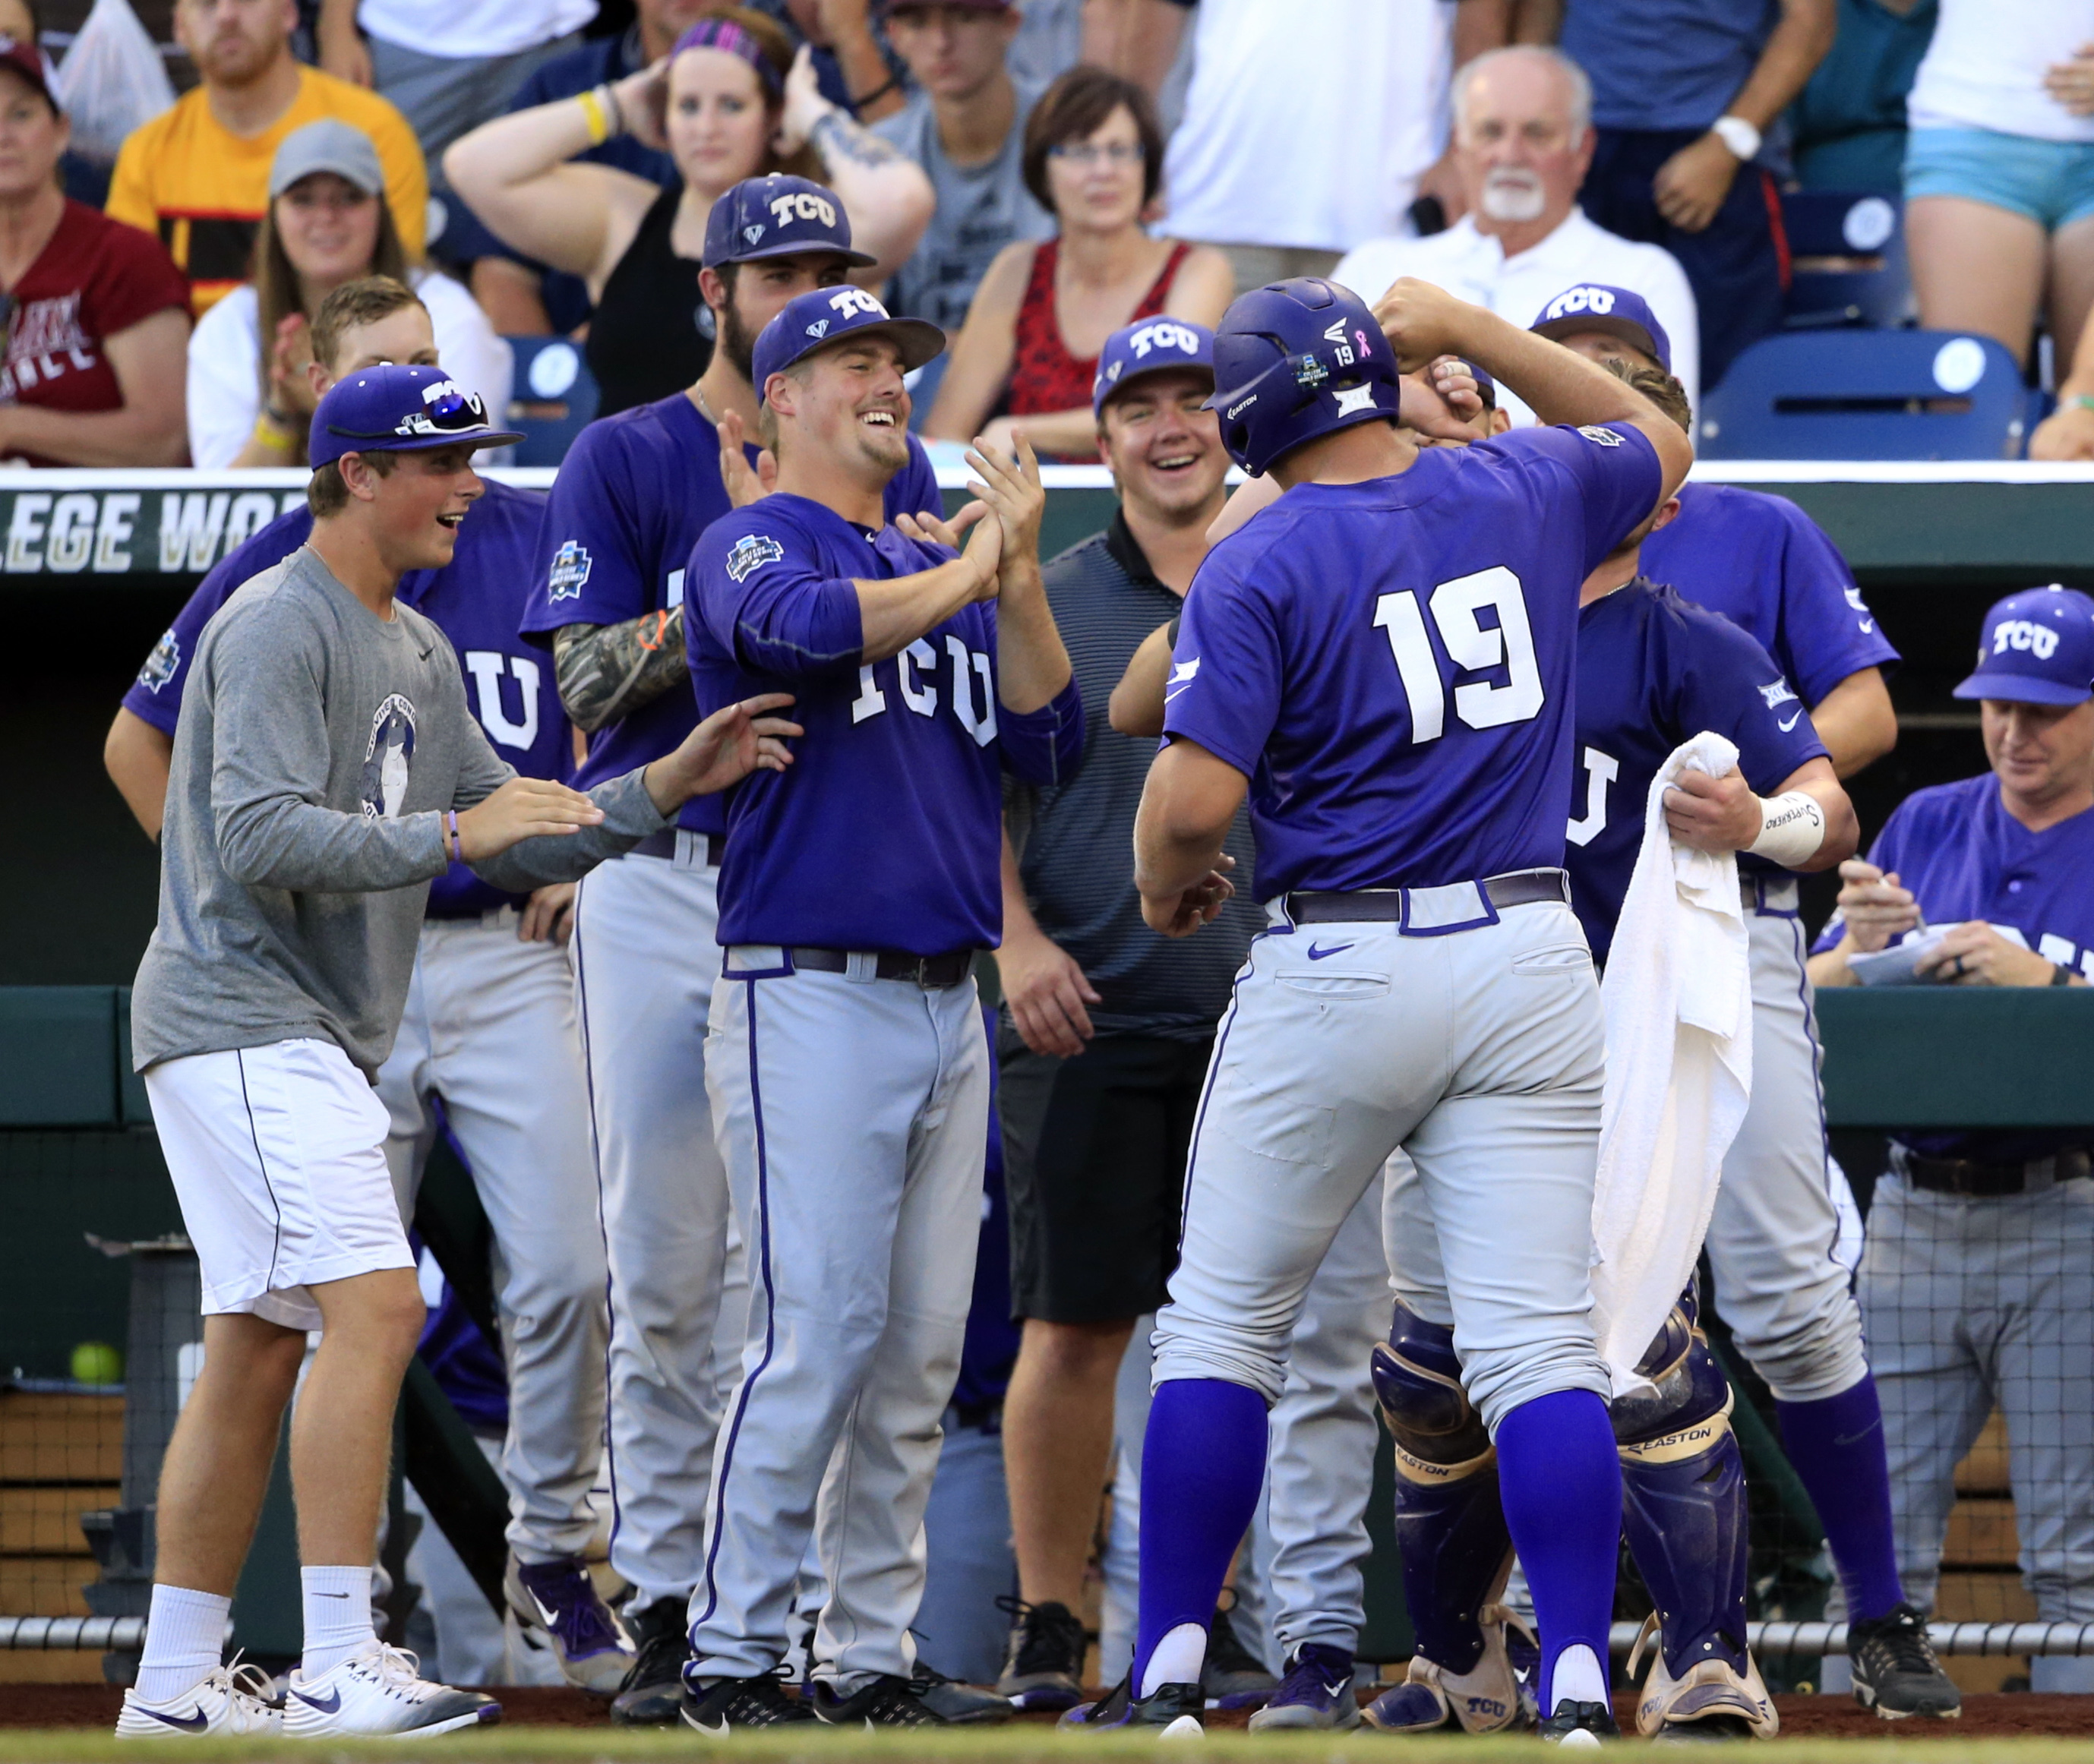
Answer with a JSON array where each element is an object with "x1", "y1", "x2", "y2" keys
[{"x1": 5, "y1": 1683, "x2": 2093, "y2": 1738}]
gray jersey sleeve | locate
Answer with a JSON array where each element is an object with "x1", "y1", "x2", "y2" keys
[
  {"x1": 460, "y1": 709, "x2": 671, "y2": 893},
  {"x1": 209, "y1": 598, "x2": 450, "y2": 892}
]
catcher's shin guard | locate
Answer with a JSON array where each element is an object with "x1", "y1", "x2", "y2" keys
[
  {"x1": 1365, "y1": 1302, "x2": 1524, "y2": 1735},
  {"x1": 1616, "y1": 1293, "x2": 1777, "y2": 1740}
]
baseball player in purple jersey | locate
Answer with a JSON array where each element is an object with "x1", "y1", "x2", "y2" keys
[
  {"x1": 1369, "y1": 359, "x2": 1862, "y2": 1742},
  {"x1": 1529, "y1": 286, "x2": 1960, "y2": 1718},
  {"x1": 678, "y1": 286, "x2": 1081, "y2": 1731},
  {"x1": 104, "y1": 281, "x2": 639, "y2": 1694},
  {"x1": 116, "y1": 365, "x2": 797, "y2": 1742},
  {"x1": 516, "y1": 176, "x2": 943, "y2": 1724},
  {"x1": 1060, "y1": 274, "x2": 1690, "y2": 1741},
  {"x1": 1811, "y1": 587, "x2": 2094, "y2": 1697}
]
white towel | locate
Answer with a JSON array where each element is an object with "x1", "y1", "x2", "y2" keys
[{"x1": 1590, "y1": 731, "x2": 1755, "y2": 1396}]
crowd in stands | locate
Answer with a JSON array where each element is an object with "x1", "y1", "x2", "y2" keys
[{"x1": 11, "y1": 0, "x2": 2094, "y2": 469}]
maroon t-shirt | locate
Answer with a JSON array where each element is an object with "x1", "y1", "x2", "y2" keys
[{"x1": 1, "y1": 200, "x2": 188, "y2": 465}]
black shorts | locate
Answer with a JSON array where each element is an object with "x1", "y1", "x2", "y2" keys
[{"x1": 999, "y1": 1027, "x2": 1214, "y2": 1324}]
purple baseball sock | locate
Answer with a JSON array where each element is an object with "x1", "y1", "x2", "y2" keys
[
  {"x1": 1776, "y1": 1378, "x2": 1905, "y2": 1624},
  {"x1": 1495, "y1": 1389, "x2": 1621, "y2": 1714},
  {"x1": 1130, "y1": 1378, "x2": 1268, "y2": 1697}
]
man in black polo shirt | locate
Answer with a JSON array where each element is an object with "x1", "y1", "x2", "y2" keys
[{"x1": 993, "y1": 317, "x2": 1266, "y2": 1709}]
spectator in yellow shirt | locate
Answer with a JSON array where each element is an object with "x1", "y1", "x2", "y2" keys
[{"x1": 106, "y1": 0, "x2": 427, "y2": 316}]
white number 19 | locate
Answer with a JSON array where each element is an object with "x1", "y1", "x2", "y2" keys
[{"x1": 1372, "y1": 565, "x2": 1544, "y2": 745}]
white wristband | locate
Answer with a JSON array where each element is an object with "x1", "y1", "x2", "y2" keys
[
  {"x1": 1746, "y1": 790, "x2": 1824, "y2": 868},
  {"x1": 1712, "y1": 114, "x2": 1761, "y2": 162}
]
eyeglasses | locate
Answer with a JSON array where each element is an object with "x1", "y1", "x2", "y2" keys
[
  {"x1": 328, "y1": 387, "x2": 486, "y2": 441},
  {"x1": 1048, "y1": 140, "x2": 1145, "y2": 168}
]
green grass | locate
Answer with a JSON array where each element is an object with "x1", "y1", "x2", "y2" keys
[{"x1": 9, "y1": 1736, "x2": 2094, "y2": 1764}]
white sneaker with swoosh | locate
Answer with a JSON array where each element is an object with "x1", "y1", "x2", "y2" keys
[
  {"x1": 282, "y1": 1642, "x2": 499, "y2": 1737},
  {"x1": 116, "y1": 1662, "x2": 282, "y2": 1738}
]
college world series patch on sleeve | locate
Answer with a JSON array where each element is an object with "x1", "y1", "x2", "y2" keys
[
  {"x1": 727, "y1": 535, "x2": 785, "y2": 582},
  {"x1": 548, "y1": 539, "x2": 592, "y2": 601}
]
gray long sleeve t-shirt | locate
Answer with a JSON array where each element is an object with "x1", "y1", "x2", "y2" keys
[{"x1": 132, "y1": 545, "x2": 670, "y2": 1078}]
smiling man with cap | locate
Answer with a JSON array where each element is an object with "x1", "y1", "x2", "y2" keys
[
  {"x1": 679, "y1": 288, "x2": 1082, "y2": 1731},
  {"x1": 1809, "y1": 585, "x2": 2094, "y2": 1697},
  {"x1": 514, "y1": 173, "x2": 949, "y2": 1725},
  {"x1": 118, "y1": 361, "x2": 798, "y2": 1743}
]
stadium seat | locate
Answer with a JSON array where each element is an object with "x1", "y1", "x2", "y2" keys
[
  {"x1": 1782, "y1": 190, "x2": 1912, "y2": 330},
  {"x1": 1698, "y1": 329, "x2": 2028, "y2": 461},
  {"x1": 504, "y1": 336, "x2": 599, "y2": 465}
]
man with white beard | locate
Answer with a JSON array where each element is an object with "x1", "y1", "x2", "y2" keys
[{"x1": 1332, "y1": 46, "x2": 1700, "y2": 421}]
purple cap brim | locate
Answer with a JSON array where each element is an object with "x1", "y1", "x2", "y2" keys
[{"x1": 1952, "y1": 671, "x2": 2092, "y2": 705}]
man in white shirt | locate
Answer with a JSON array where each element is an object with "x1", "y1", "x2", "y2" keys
[
  {"x1": 1120, "y1": 0, "x2": 1456, "y2": 295},
  {"x1": 1332, "y1": 45, "x2": 1700, "y2": 418}
]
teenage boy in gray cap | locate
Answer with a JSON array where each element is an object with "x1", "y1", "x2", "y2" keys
[{"x1": 118, "y1": 363, "x2": 797, "y2": 1742}]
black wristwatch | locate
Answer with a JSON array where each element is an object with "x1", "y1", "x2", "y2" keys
[{"x1": 2051, "y1": 961, "x2": 2076, "y2": 986}]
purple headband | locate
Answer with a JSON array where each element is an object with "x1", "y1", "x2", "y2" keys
[{"x1": 671, "y1": 18, "x2": 785, "y2": 98}]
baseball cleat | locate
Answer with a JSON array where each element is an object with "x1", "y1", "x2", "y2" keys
[
  {"x1": 1363, "y1": 1610, "x2": 1527, "y2": 1735},
  {"x1": 610, "y1": 1598, "x2": 690, "y2": 1725},
  {"x1": 1538, "y1": 1699, "x2": 1620, "y2": 1744},
  {"x1": 994, "y1": 1595, "x2": 1087, "y2": 1711},
  {"x1": 808, "y1": 1671, "x2": 949, "y2": 1726},
  {"x1": 504, "y1": 1554, "x2": 634, "y2": 1694},
  {"x1": 1202, "y1": 1595, "x2": 1279, "y2": 1707},
  {"x1": 281, "y1": 1642, "x2": 499, "y2": 1737},
  {"x1": 908, "y1": 1659, "x2": 1014, "y2": 1723},
  {"x1": 115, "y1": 1661, "x2": 281, "y2": 1738},
  {"x1": 1847, "y1": 1604, "x2": 1961, "y2": 1719},
  {"x1": 679, "y1": 1670, "x2": 816, "y2": 1734},
  {"x1": 1060, "y1": 1674, "x2": 1203, "y2": 1736},
  {"x1": 1248, "y1": 1642, "x2": 1362, "y2": 1730}
]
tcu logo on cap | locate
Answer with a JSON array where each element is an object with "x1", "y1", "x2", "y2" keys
[
  {"x1": 1994, "y1": 619, "x2": 2061, "y2": 660},
  {"x1": 827, "y1": 286, "x2": 886, "y2": 321},
  {"x1": 1543, "y1": 286, "x2": 1616, "y2": 320},
  {"x1": 1126, "y1": 320, "x2": 1200, "y2": 358},
  {"x1": 770, "y1": 191, "x2": 839, "y2": 229}
]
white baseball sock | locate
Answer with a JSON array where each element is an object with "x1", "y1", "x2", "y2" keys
[
  {"x1": 301, "y1": 1564, "x2": 377, "y2": 1680},
  {"x1": 1550, "y1": 1643, "x2": 1607, "y2": 1712},
  {"x1": 134, "y1": 1584, "x2": 230, "y2": 1705}
]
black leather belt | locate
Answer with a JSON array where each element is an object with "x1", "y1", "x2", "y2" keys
[
  {"x1": 789, "y1": 947, "x2": 975, "y2": 989},
  {"x1": 630, "y1": 829, "x2": 724, "y2": 865},
  {"x1": 1287, "y1": 868, "x2": 1570, "y2": 925},
  {"x1": 1900, "y1": 1147, "x2": 2091, "y2": 1197}
]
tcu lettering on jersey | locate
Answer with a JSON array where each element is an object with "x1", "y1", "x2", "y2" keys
[
  {"x1": 847, "y1": 636, "x2": 997, "y2": 746},
  {"x1": 463, "y1": 651, "x2": 543, "y2": 750}
]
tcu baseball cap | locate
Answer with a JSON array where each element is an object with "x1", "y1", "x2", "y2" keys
[
  {"x1": 752, "y1": 286, "x2": 944, "y2": 404},
  {"x1": 310, "y1": 364, "x2": 523, "y2": 469},
  {"x1": 1093, "y1": 318, "x2": 1214, "y2": 418},
  {"x1": 703, "y1": 174, "x2": 876, "y2": 270},
  {"x1": 1953, "y1": 585, "x2": 2094, "y2": 705},
  {"x1": 1531, "y1": 283, "x2": 1672, "y2": 372}
]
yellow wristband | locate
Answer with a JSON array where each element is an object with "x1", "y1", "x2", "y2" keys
[
  {"x1": 578, "y1": 87, "x2": 610, "y2": 146},
  {"x1": 250, "y1": 413, "x2": 295, "y2": 455}
]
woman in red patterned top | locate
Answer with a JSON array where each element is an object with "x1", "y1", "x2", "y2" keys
[
  {"x1": 926, "y1": 66, "x2": 1229, "y2": 462},
  {"x1": 0, "y1": 36, "x2": 188, "y2": 465}
]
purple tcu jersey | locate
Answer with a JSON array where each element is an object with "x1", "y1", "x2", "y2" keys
[
  {"x1": 1813, "y1": 775, "x2": 2094, "y2": 1165},
  {"x1": 122, "y1": 482, "x2": 567, "y2": 917},
  {"x1": 688, "y1": 492, "x2": 1082, "y2": 954},
  {"x1": 1566, "y1": 579, "x2": 1828, "y2": 964},
  {"x1": 1164, "y1": 423, "x2": 1663, "y2": 899},
  {"x1": 1642, "y1": 482, "x2": 1900, "y2": 708},
  {"x1": 523, "y1": 390, "x2": 942, "y2": 838}
]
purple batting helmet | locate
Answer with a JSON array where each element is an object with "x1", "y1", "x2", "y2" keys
[{"x1": 1205, "y1": 279, "x2": 1403, "y2": 476}]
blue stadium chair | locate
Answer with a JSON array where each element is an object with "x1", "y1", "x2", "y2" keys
[
  {"x1": 1698, "y1": 329, "x2": 2028, "y2": 460},
  {"x1": 1782, "y1": 190, "x2": 1912, "y2": 330},
  {"x1": 504, "y1": 336, "x2": 599, "y2": 465}
]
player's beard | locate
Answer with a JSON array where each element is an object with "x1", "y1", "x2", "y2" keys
[
  {"x1": 721, "y1": 296, "x2": 759, "y2": 383},
  {"x1": 1480, "y1": 168, "x2": 1549, "y2": 223}
]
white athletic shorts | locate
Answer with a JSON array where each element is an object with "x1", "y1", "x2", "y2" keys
[{"x1": 144, "y1": 1037, "x2": 414, "y2": 1331}]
